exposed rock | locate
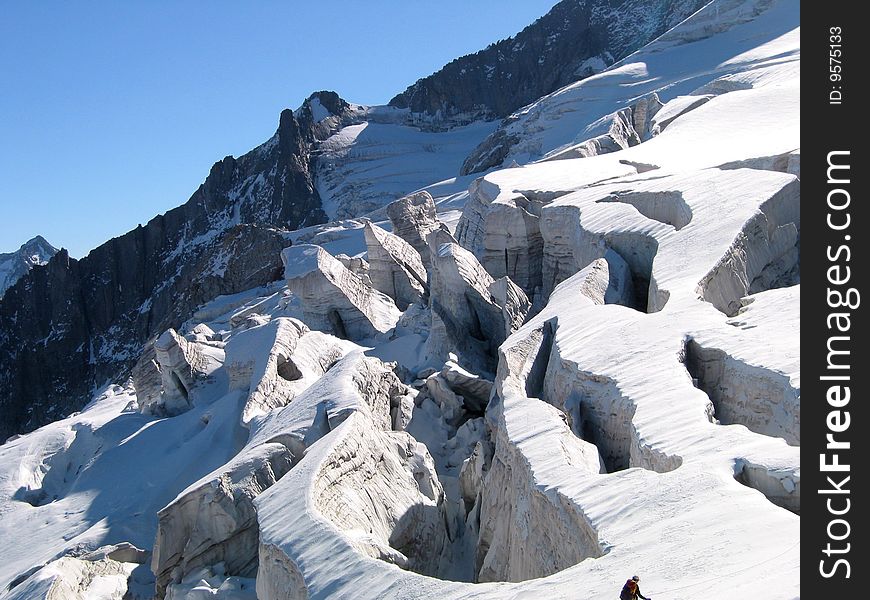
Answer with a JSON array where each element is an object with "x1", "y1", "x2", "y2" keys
[
  {"x1": 0, "y1": 3, "x2": 803, "y2": 599},
  {"x1": 0, "y1": 87, "x2": 366, "y2": 439},
  {"x1": 386, "y1": 192, "x2": 450, "y2": 268},
  {"x1": 459, "y1": 0, "x2": 797, "y2": 174},
  {"x1": 363, "y1": 222, "x2": 428, "y2": 310},
  {"x1": 0, "y1": 223, "x2": 290, "y2": 440},
  {"x1": 282, "y1": 244, "x2": 401, "y2": 341}
]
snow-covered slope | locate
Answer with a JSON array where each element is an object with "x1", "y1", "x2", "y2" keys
[
  {"x1": 463, "y1": 0, "x2": 799, "y2": 173},
  {"x1": 0, "y1": 236, "x2": 57, "y2": 298},
  {"x1": 0, "y1": 1, "x2": 800, "y2": 599},
  {"x1": 314, "y1": 106, "x2": 498, "y2": 220}
]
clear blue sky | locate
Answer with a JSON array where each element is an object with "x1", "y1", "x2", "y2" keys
[{"x1": 1, "y1": 1, "x2": 558, "y2": 258}]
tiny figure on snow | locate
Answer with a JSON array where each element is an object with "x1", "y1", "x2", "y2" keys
[{"x1": 619, "y1": 575, "x2": 650, "y2": 600}]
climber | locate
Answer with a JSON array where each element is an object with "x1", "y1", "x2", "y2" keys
[{"x1": 619, "y1": 575, "x2": 650, "y2": 600}]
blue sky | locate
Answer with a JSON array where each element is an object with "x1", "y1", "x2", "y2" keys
[{"x1": 0, "y1": 1, "x2": 557, "y2": 257}]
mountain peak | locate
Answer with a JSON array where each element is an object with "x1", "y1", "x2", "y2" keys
[
  {"x1": 293, "y1": 90, "x2": 351, "y2": 126},
  {"x1": 0, "y1": 235, "x2": 59, "y2": 297}
]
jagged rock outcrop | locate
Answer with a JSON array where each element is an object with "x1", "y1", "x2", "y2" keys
[
  {"x1": 0, "y1": 89, "x2": 366, "y2": 440},
  {"x1": 390, "y1": 0, "x2": 708, "y2": 124},
  {"x1": 0, "y1": 236, "x2": 58, "y2": 298},
  {"x1": 0, "y1": 222, "x2": 290, "y2": 439},
  {"x1": 282, "y1": 244, "x2": 402, "y2": 340},
  {"x1": 363, "y1": 222, "x2": 428, "y2": 310},
  {"x1": 0, "y1": 2, "x2": 802, "y2": 599},
  {"x1": 0, "y1": 89, "x2": 383, "y2": 438},
  {"x1": 385, "y1": 191, "x2": 450, "y2": 268}
]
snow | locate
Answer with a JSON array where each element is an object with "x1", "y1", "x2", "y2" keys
[
  {"x1": 363, "y1": 333, "x2": 425, "y2": 372},
  {"x1": 306, "y1": 96, "x2": 331, "y2": 123},
  {"x1": 316, "y1": 112, "x2": 497, "y2": 220}
]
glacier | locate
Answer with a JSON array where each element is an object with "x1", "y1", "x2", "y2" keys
[{"x1": 0, "y1": 1, "x2": 800, "y2": 598}]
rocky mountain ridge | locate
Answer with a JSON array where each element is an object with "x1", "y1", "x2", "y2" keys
[
  {"x1": 0, "y1": 93, "x2": 352, "y2": 440},
  {"x1": 389, "y1": 0, "x2": 709, "y2": 124}
]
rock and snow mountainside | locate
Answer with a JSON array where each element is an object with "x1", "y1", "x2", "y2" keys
[
  {"x1": 462, "y1": 0, "x2": 799, "y2": 174},
  {"x1": 0, "y1": 0, "x2": 799, "y2": 599},
  {"x1": 0, "y1": 236, "x2": 57, "y2": 298},
  {"x1": 390, "y1": 0, "x2": 709, "y2": 122}
]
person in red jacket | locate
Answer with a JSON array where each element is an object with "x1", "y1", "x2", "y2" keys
[{"x1": 620, "y1": 575, "x2": 650, "y2": 600}]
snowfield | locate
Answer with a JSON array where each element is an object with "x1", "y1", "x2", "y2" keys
[{"x1": 0, "y1": 1, "x2": 800, "y2": 599}]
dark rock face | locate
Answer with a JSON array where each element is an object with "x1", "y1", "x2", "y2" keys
[
  {"x1": 0, "y1": 95, "x2": 354, "y2": 440},
  {"x1": 390, "y1": 0, "x2": 708, "y2": 124}
]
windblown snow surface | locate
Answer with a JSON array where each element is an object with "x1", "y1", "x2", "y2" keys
[{"x1": 0, "y1": 1, "x2": 799, "y2": 599}]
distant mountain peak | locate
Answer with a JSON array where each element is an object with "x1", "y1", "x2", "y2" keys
[{"x1": 0, "y1": 236, "x2": 59, "y2": 297}]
